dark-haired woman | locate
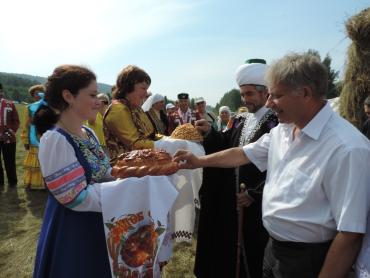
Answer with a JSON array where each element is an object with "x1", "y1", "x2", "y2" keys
[
  {"x1": 103, "y1": 65, "x2": 161, "y2": 162},
  {"x1": 33, "y1": 65, "x2": 112, "y2": 278}
]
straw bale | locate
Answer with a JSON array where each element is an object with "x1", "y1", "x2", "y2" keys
[{"x1": 340, "y1": 8, "x2": 370, "y2": 128}]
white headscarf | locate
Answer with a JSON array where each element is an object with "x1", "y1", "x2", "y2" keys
[
  {"x1": 235, "y1": 63, "x2": 268, "y2": 87},
  {"x1": 142, "y1": 94, "x2": 164, "y2": 112},
  {"x1": 219, "y1": 105, "x2": 231, "y2": 115},
  {"x1": 217, "y1": 106, "x2": 231, "y2": 131}
]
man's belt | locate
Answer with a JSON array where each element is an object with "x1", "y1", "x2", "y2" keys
[{"x1": 271, "y1": 237, "x2": 332, "y2": 249}]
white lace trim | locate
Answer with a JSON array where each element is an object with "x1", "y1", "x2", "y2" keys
[{"x1": 235, "y1": 110, "x2": 274, "y2": 192}]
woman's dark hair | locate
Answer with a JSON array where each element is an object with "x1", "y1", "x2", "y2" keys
[
  {"x1": 33, "y1": 65, "x2": 96, "y2": 135},
  {"x1": 113, "y1": 65, "x2": 151, "y2": 99}
]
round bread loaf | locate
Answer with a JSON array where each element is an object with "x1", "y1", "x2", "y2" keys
[
  {"x1": 111, "y1": 149, "x2": 179, "y2": 178},
  {"x1": 170, "y1": 123, "x2": 203, "y2": 142}
]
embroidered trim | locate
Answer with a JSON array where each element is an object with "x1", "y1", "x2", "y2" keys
[
  {"x1": 51, "y1": 175, "x2": 85, "y2": 195},
  {"x1": 44, "y1": 161, "x2": 82, "y2": 183},
  {"x1": 56, "y1": 181, "x2": 87, "y2": 205},
  {"x1": 237, "y1": 113, "x2": 251, "y2": 147},
  {"x1": 235, "y1": 109, "x2": 275, "y2": 192},
  {"x1": 44, "y1": 161, "x2": 88, "y2": 205},
  {"x1": 239, "y1": 109, "x2": 275, "y2": 147},
  {"x1": 172, "y1": 230, "x2": 192, "y2": 240}
]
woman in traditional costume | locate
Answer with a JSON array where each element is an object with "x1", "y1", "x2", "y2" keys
[
  {"x1": 33, "y1": 65, "x2": 113, "y2": 278},
  {"x1": 103, "y1": 65, "x2": 161, "y2": 162},
  {"x1": 21, "y1": 85, "x2": 46, "y2": 190},
  {"x1": 142, "y1": 94, "x2": 169, "y2": 135}
]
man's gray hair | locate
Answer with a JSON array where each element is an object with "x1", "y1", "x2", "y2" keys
[{"x1": 266, "y1": 52, "x2": 328, "y2": 98}]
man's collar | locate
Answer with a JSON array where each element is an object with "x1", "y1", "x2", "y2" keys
[
  {"x1": 301, "y1": 101, "x2": 332, "y2": 140},
  {"x1": 178, "y1": 108, "x2": 190, "y2": 115},
  {"x1": 253, "y1": 106, "x2": 269, "y2": 121}
]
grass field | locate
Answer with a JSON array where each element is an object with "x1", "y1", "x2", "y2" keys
[{"x1": 0, "y1": 104, "x2": 195, "y2": 278}]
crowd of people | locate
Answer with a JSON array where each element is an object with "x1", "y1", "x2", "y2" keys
[{"x1": 0, "y1": 50, "x2": 369, "y2": 278}]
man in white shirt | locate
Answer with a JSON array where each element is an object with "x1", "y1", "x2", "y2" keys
[{"x1": 174, "y1": 52, "x2": 370, "y2": 278}]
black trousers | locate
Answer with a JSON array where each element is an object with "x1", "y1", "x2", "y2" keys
[
  {"x1": 0, "y1": 142, "x2": 17, "y2": 186},
  {"x1": 263, "y1": 237, "x2": 332, "y2": 278}
]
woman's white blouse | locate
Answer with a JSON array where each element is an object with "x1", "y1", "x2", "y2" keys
[{"x1": 38, "y1": 130, "x2": 112, "y2": 212}]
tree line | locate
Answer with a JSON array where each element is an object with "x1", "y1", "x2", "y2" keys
[
  {"x1": 1, "y1": 51, "x2": 341, "y2": 113},
  {"x1": 0, "y1": 72, "x2": 111, "y2": 104},
  {"x1": 214, "y1": 51, "x2": 342, "y2": 113}
]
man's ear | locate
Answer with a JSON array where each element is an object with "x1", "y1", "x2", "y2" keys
[{"x1": 302, "y1": 86, "x2": 314, "y2": 99}]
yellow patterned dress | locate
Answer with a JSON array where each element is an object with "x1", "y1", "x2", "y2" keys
[
  {"x1": 85, "y1": 112, "x2": 106, "y2": 147},
  {"x1": 21, "y1": 103, "x2": 44, "y2": 190},
  {"x1": 103, "y1": 99, "x2": 161, "y2": 163}
]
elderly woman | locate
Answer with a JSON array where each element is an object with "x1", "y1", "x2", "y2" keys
[
  {"x1": 216, "y1": 105, "x2": 231, "y2": 132},
  {"x1": 103, "y1": 65, "x2": 160, "y2": 162},
  {"x1": 142, "y1": 94, "x2": 169, "y2": 135}
]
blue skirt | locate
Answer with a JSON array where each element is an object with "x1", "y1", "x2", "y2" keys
[{"x1": 33, "y1": 195, "x2": 112, "y2": 278}]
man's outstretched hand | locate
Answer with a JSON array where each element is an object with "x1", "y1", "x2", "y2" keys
[
  {"x1": 195, "y1": 119, "x2": 210, "y2": 135},
  {"x1": 173, "y1": 149, "x2": 202, "y2": 169},
  {"x1": 174, "y1": 147, "x2": 249, "y2": 170}
]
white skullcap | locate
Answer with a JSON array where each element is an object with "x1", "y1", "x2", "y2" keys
[
  {"x1": 219, "y1": 105, "x2": 231, "y2": 115},
  {"x1": 142, "y1": 94, "x2": 164, "y2": 112},
  {"x1": 166, "y1": 103, "x2": 175, "y2": 110},
  {"x1": 235, "y1": 63, "x2": 268, "y2": 87},
  {"x1": 195, "y1": 97, "x2": 205, "y2": 104}
]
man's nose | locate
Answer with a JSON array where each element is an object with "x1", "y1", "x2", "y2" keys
[{"x1": 241, "y1": 96, "x2": 248, "y2": 103}]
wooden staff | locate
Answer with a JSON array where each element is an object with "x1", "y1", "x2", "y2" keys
[{"x1": 236, "y1": 182, "x2": 246, "y2": 278}]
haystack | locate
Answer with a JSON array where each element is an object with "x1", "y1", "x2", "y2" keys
[{"x1": 339, "y1": 8, "x2": 370, "y2": 129}]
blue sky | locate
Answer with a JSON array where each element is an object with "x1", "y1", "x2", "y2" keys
[{"x1": 0, "y1": 0, "x2": 369, "y2": 106}]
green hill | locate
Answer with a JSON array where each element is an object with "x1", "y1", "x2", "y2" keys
[{"x1": 0, "y1": 72, "x2": 112, "y2": 103}]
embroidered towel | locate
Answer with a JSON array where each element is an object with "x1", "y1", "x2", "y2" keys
[{"x1": 101, "y1": 176, "x2": 178, "y2": 277}]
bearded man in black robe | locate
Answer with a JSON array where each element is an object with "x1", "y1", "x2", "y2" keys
[{"x1": 194, "y1": 60, "x2": 278, "y2": 278}]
